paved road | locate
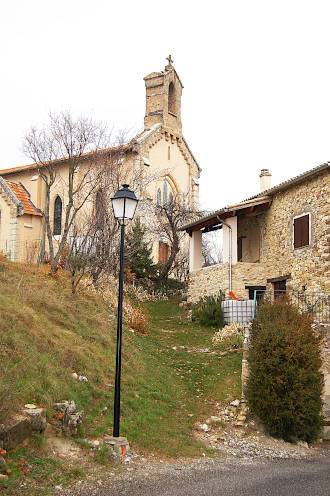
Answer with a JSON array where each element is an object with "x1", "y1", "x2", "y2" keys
[{"x1": 65, "y1": 456, "x2": 330, "y2": 496}]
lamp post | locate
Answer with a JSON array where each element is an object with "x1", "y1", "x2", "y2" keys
[{"x1": 111, "y1": 184, "x2": 138, "y2": 438}]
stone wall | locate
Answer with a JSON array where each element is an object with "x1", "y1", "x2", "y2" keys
[
  {"x1": 188, "y1": 169, "x2": 329, "y2": 302},
  {"x1": 188, "y1": 262, "x2": 268, "y2": 303},
  {"x1": 261, "y1": 169, "x2": 329, "y2": 292}
]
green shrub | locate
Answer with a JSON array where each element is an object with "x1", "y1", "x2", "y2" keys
[
  {"x1": 246, "y1": 298, "x2": 324, "y2": 443},
  {"x1": 192, "y1": 292, "x2": 225, "y2": 328}
]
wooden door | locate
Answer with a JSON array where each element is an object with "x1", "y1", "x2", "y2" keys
[{"x1": 273, "y1": 279, "x2": 286, "y2": 298}]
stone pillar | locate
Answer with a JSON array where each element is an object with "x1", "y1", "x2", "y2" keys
[
  {"x1": 189, "y1": 230, "x2": 202, "y2": 272},
  {"x1": 222, "y1": 216, "x2": 238, "y2": 264},
  {"x1": 9, "y1": 217, "x2": 19, "y2": 262}
]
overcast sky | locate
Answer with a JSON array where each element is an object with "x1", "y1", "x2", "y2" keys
[{"x1": 1, "y1": 0, "x2": 329, "y2": 211}]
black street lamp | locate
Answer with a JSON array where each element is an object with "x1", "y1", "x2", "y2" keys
[{"x1": 111, "y1": 184, "x2": 139, "y2": 438}]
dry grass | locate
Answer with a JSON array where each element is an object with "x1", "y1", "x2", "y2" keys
[{"x1": 0, "y1": 262, "x2": 241, "y2": 459}]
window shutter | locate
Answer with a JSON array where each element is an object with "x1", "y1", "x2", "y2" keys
[{"x1": 294, "y1": 215, "x2": 309, "y2": 248}]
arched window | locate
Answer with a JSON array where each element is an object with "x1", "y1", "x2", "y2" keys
[
  {"x1": 168, "y1": 191, "x2": 173, "y2": 204},
  {"x1": 168, "y1": 82, "x2": 176, "y2": 114},
  {"x1": 96, "y1": 189, "x2": 103, "y2": 216},
  {"x1": 156, "y1": 188, "x2": 161, "y2": 206},
  {"x1": 53, "y1": 196, "x2": 62, "y2": 236},
  {"x1": 163, "y1": 182, "x2": 168, "y2": 206}
]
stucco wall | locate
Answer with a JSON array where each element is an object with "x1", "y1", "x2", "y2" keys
[{"x1": 237, "y1": 214, "x2": 262, "y2": 263}]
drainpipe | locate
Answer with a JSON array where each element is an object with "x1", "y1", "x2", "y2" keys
[{"x1": 217, "y1": 215, "x2": 232, "y2": 293}]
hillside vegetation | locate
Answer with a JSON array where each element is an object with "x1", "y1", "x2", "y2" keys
[{"x1": 0, "y1": 262, "x2": 241, "y2": 457}]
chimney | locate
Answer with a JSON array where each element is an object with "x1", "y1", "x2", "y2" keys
[{"x1": 259, "y1": 169, "x2": 271, "y2": 192}]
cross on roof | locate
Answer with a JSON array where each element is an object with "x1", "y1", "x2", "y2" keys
[{"x1": 166, "y1": 55, "x2": 173, "y2": 65}]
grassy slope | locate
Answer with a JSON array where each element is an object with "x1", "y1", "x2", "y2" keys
[{"x1": 0, "y1": 262, "x2": 241, "y2": 490}]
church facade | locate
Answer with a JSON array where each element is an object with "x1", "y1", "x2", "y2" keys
[{"x1": 0, "y1": 58, "x2": 201, "y2": 263}]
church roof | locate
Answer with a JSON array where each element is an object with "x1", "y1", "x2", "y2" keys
[
  {"x1": 0, "y1": 144, "x2": 129, "y2": 176},
  {"x1": 0, "y1": 123, "x2": 201, "y2": 175}
]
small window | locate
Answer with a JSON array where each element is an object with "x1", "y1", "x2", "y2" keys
[
  {"x1": 53, "y1": 196, "x2": 62, "y2": 236},
  {"x1": 294, "y1": 214, "x2": 310, "y2": 249},
  {"x1": 168, "y1": 146, "x2": 171, "y2": 160},
  {"x1": 156, "y1": 188, "x2": 161, "y2": 206},
  {"x1": 159, "y1": 241, "x2": 169, "y2": 264},
  {"x1": 168, "y1": 82, "x2": 176, "y2": 114}
]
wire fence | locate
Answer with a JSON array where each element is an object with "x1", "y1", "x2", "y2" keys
[
  {"x1": 253, "y1": 290, "x2": 330, "y2": 323},
  {"x1": 221, "y1": 291, "x2": 330, "y2": 325}
]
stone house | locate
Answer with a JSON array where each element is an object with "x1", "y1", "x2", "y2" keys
[
  {"x1": 0, "y1": 58, "x2": 200, "y2": 263},
  {"x1": 180, "y1": 163, "x2": 329, "y2": 303}
]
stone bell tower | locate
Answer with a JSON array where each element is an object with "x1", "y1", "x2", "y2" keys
[{"x1": 143, "y1": 55, "x2": 183, "y2": 134}]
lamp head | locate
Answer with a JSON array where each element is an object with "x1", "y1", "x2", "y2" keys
[{"x1": 111, "y1": 184, "x2": 139, "y2": 224}]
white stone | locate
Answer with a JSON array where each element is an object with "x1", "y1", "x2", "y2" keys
[{"x1": 230, "y1": 400, "x2": 240, "y2": 407}]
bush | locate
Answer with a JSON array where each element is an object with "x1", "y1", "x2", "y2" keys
[
  {"x1": 246, "y1": 298, "x2": 324, "y2": 443},
  {"x1": 192, "y1": 292, "x2": 225, "y2": 328},
  {"x1": 151, "y1": 276, "x2": 186, "y2": 298},
  {"x1": 126, "y1": 303, "x2": 149, "y2": 333}
]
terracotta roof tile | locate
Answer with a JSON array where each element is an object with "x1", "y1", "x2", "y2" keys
[{"x1": 6, "y1": 181, "x2": 42, "y2": 216}]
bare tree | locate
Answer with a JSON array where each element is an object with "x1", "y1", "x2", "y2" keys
[
  {"x1": 153, "y1": 194, "x2": 200, "y2": 280},
  {"x1": 23, "y1": 111, "x2": 110, "y2": 273},
  {"x1": 202, "y1": 231, "x2": 222, "y2": 267}
]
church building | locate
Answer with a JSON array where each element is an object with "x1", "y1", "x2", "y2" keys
[{"x1": 0, "y1": 57, "x2": 201, "y2": 263}]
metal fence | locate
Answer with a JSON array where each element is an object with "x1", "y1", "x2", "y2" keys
[
  {"x1": 220, "y1": 291, "x2": 330, "y2": 325},
  {"x1": 253, "y1": 290, "x2": 330, "y2": 323}
]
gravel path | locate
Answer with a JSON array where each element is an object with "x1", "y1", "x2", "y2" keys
[{"x1": 60, "y1": 446, "x2": 330, "y2": 496}]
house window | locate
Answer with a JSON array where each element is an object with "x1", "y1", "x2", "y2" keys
[
  {"x1": 293, "y1": 213, "x2": 310, "y2": 249},
  {"x1": 156, "y1": 188, "x2": 161, "y2": 206},
  {"x1": 159, "y1": 241, "x2": 169, "y2": 264},
  {"x1": 168, "y1": 82, "x2": 176, "y2": 114},
  {"x1": 245, "y1": 285, "x2": 266, "y2": 302},
  {"x1": 53, "y1": 196, "x2": 62, "y2": 236}
]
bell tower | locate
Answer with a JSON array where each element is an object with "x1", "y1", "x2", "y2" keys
[{"x1": 144, "y1": 56, "x2": 183, "y2": 134}]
